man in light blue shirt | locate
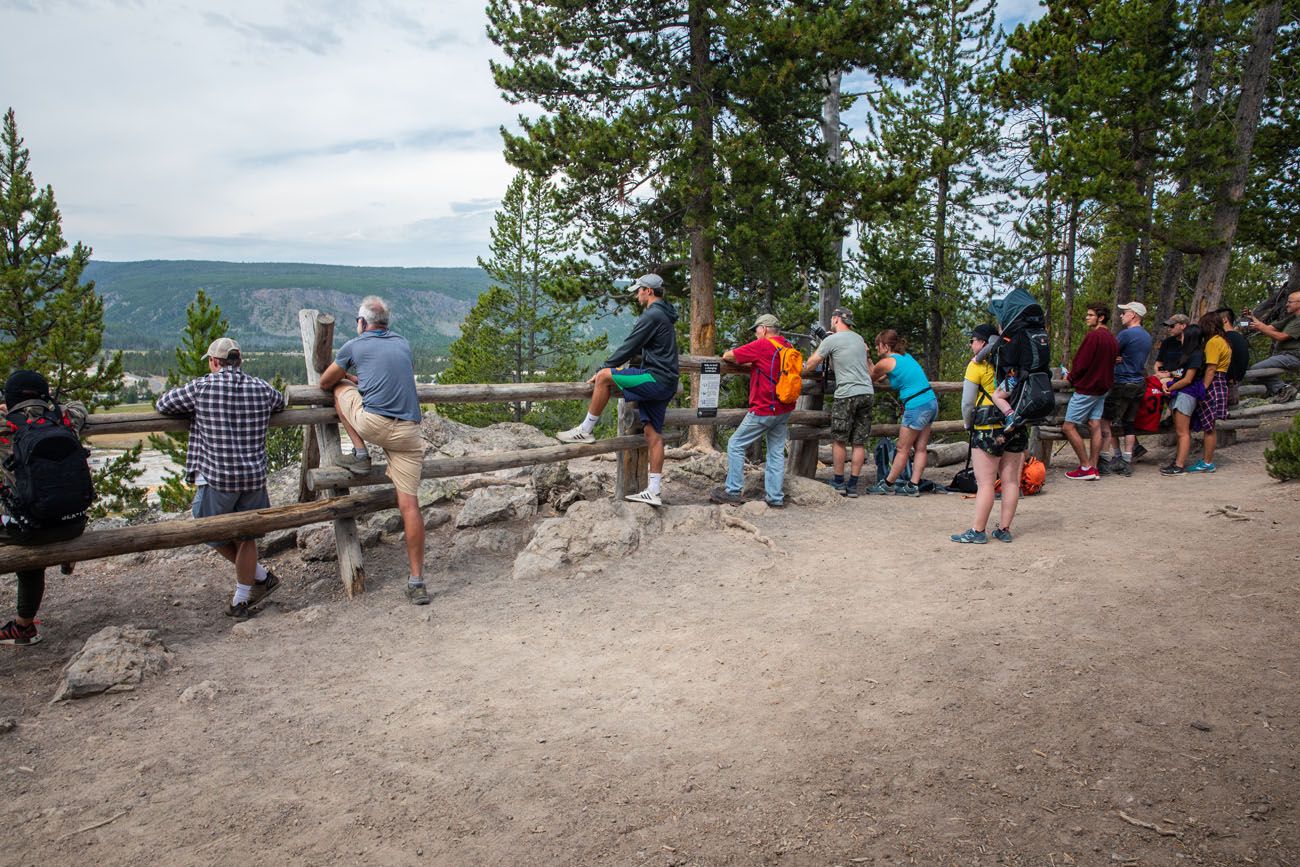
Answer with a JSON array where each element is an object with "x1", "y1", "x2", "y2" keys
[{"x1": 1101, "y1": 301, "x2": 1153, "y2": 476}]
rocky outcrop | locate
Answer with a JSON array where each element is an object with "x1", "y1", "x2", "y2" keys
[
  {"x1": 512, "y1": 500, "x2": 722, "y2": 581},
  {"x1": 456, "y1": 486, "x2": 537, "y2": 529},
  {"x1": 667, "y1": 451, "x2": 841, "y2": 507},
  {"x1": 55, "y1": 626, "x2": 174, "y2": 701}
]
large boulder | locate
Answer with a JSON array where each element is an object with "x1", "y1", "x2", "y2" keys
[
  {"x1": 421, "y1": 412, "x2": 554, "y2": 458},
  {"x1": 451, "y1": 527, "x2": 534, "y2": 558},
  {"x1": 297, "y1": 523, "x2": 383, "y2": 561},
  {"x1": 55, "y1": 626, "x2": 173, "y2": 701},
  {"x1": 456, "y1": 485, "x2": 537, "y2": 528},
  {"x1": 512, "y1": 499, "x2": 677, "y2": 580}
]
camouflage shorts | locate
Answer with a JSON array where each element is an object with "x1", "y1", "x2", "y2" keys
[
  {"x1": 972, "y1": 426, "x2": 1028, "y2": 457},
  {"x1": 830, "y1": 394, "x2": 874, "y2": 446}
]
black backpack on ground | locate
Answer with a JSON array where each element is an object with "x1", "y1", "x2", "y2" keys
[{"x1": 1, "y1": 402, "x2": 95, "y2": 542}]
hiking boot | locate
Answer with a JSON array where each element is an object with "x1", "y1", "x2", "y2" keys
[
  {"x1": 893, "y1": 480, "x2": 920, "y2": 497},
  {"x1": 1132, "y1": 442, "x2": 1148, "y2": 461},
  {"x1": 337, "y1": 452, "x2": 372, "y2": 475},
  {"x1": 1187, "y1": 459, "x2": 1217, "y2": 473},
  {"x1": 1160, "y1": 464, "x2": 1186, "y2": 476},
  {"x1": 1272, "y1": 383, "x2": 1297, "y2": 404},
  {"x1": 624, "y1": 488, "x2": 662, "y2": 507},
  {"x1": 949, "y1": 528, "x2": 988, "y2": 544},
  {"x1": 248, "y1": 571, "x2": 281, "y2": 609},
  {"x1": 0, "y1": 619, "x2": 41, "y2": 646},
  {"x1": 864, "y1": 479, "x2": 892, "y2": 495},
  {"x1": 708, "y1": 486, "x2": 743, "y2": 506},
  {"x1": 991, "y1": 526, "x2": 1013, "y2": 543},
  {"x1": 827, "y1": 478, "x2": 848, "y2": 494},
  {"x1": 843, "y1": 482, "x2": 859, "y2": 499},
  {"x1": 405, "y1": 582, "x2": 431, "y2": 605},
  {"x1": 556, "y1": 426, "x2": 595, "y2": 444},
  {"x1": 764, "y1": 498, "x2": 785, "y2": 509},
  {"x1": 225, "y1": 600, "x2": 253, "y2": 621},
  {"x1": 1113, "y1": 458, "x2": 1133, "y2": 477},
  {"x1": 1097, "y1": 457, "x2": 1115, "y2": 476},
  {"x1": 1065, "y1": 465, "x2": 1099, "y2": 481}
]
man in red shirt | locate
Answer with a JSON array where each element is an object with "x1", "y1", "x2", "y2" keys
[
  {"x1": 1061, "y1": 304, "x2": 1120, "y2": 480},
  {"x1": 709, "y1": 314, "x2": 796, "y2": 507}
]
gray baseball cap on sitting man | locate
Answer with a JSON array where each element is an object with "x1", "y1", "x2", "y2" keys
[
  {"x1": 751, "y1": 313, "x2": 780, "y2": 330},
  {"x1": 203, "y1": 337, "x2": 241, "y2": 360}
]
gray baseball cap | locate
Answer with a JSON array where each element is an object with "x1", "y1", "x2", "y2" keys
[
  {"x1": 203, "y1": 337, "x2": 240, "y2": 359},
  {"x1": 751, "y1": 313, "x2": 780, "y2": 329},
  {"x1": 632, "y1": 273, "x2": 664, "y2": 293}
]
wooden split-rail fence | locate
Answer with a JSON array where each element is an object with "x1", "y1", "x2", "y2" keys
[{"x1": 1, "y1": 308, "x2": 1295, "y2": 594}]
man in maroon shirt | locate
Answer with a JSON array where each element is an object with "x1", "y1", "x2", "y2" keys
[
  {"x1": 709, "y1": 314, "x2": 796, "y2": 507},
  {"x1": 1061, "y1": 304, "x2": 1119, "y2": 480}
]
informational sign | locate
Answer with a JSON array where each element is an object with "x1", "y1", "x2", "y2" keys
[{"x1": 697, "y1": 360, "x2": 721, "y2": 417}]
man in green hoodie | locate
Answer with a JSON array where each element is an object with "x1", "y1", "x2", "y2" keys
[{"x1": 557, "y1": 273, "x2": 680, "y2": 506}]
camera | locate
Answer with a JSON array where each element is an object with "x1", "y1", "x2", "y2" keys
[{"x1": 809, "y1": 323, "x2": 828, "y2": 341}]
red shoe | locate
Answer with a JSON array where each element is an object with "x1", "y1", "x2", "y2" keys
[
  {"x1": 1065, "y1": 465, "x2": 1099, "y2": 481},
  {"x1": 0, "y1": 619, "x2": 41, "y2": 646}
]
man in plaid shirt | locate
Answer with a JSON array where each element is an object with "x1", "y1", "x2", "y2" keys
[{"x1": 156, "y1": 337, "x2": 287, "y2": 620}]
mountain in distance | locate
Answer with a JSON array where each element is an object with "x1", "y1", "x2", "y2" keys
[{"x1": 86, "y1": 260, "x2": 491, "y2": 353}]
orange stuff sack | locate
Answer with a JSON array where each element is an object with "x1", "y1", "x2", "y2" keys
[{"x1": 995, "y1": 455, "x2": 1046, "y2": 496}]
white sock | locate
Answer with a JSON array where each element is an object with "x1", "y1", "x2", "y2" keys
[
  {"x1": 232, "y1": 583, "x2": 252, "y2": 605},
  {"x1": 408, "y1": 575, "x2": 424, "y2": 587},
  {"x1": 648, "y1": 473, "x2": 662, "y2": 495},
  {"x1": 579, "y1": 413, "x2": 600, "y2": 434},
  {"x1": 253, "y1": 564, "x2": 268, "y2": 583},
  {"x1": 1121, "y1": 451, "x2": 1132, "y2": 462},
  {"x1": 353, "y1": 447, "x2": 367, "y2": 458}
]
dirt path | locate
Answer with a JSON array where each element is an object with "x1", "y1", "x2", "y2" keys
[{"x1": 2, "y1": 425, "x2": 1297, "y2": 866}]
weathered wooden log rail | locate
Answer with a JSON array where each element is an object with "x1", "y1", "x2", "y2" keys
[{"x1": 1, "y1": 300, "x2": 1295, "y2": 588}]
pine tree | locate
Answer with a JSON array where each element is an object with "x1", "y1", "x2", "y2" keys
[
  {"x1": 0, "y1": 108, "x2": 124, "y2": 402},
  {"x1": 149, "y1": 289, "x2": 228, "y2": 511},
  {"x1": 265, "y1": 373, "x2": 300, "y2": 471},
  {"x1": 438, "y1": 172, "x2": 603, "y2": 433}
]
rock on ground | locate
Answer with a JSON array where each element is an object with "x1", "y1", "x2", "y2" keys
[
  {"x1": 456, "y1": 486, "x2": 537, "y2": 529},
  {"x1": 55, "y1": 626, "x2": 173, "y2": 701}
]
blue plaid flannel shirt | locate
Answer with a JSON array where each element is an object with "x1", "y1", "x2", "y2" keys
[{"x1": 155, "y1": 368, "x2": 287, "y2": 492}]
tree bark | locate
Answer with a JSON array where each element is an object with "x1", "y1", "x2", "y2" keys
[
  {"x1": 1062, "y1": 199, "x2": 1080, "y2": 364},
  {"x1": 1191, "y1": 0, "x2": 1283, "y2": 315},
  {"x1": 685, "y1": 0, "x2": 717, "y2": 451}
]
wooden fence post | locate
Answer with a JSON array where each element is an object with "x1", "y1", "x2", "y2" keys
[
  {"x1": 787, "y1": 389, "x2": 823, "y2": 479},
  {"x1": 299, "y1": 309, "x2": 367, "y2": 597},
  {"x1": 297, "y1": 425, "x2": 319, "y2": 503},
  {"x1": 614, "y1": 399, "x2": 648, "y2": 498}
]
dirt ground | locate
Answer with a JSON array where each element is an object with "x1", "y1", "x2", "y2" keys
[{"x1": 2, "y1": 421, "x2": 1297, "y2": 866}]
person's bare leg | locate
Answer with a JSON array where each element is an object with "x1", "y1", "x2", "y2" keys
[
  {"x1": 587, "y1": 368, "x2": 615, "y2": 416},
  {"x1": 333, "y1": 384, "x2": 367, "y2": 452},
  {"x1": 211, "y1": 541, "x2": 239, "y2": 565},
  {"x1": 1087, "y1": 419, "x2": 1102, "y2": 467},
  {"x1": 234, "y1": 540, "x2": 258, "y2": 585},
  {"x1": 1062, "y1": 421, "x2": 1088, "y2": 467},
  {"x1": 645, "y1": 426, "x2": 665, "y2": 474},
  {"x1": 998, "y1": 451, "x2": 1025, "y2": 530},
  {"x1": 1202, "y1": 428, "x2": 1217, "y2": 465},
  {"x1": 1174, "y1": 412, "x2": 1191, "y2": 467},
  {"x1": 971, "y1": 449, "x2": 999, "y2": 532},
  {"x1": 1099, "y1": 420, "x2": 1115, "y2": 458},
  {"x1": 832, "y1": 441, "x2": 847, "y2": 477},
  {"x1": 1124, "y1": 433, "x2": 1137, "y2": 456},
  {"x1": 850, "y1": 444, "x2": 866, "y2": 478},
  {"x1": 888, "y1": 426, "x2": 919, "y2": 483},
  {"x1": 910, "y1": 425, "x2": 933, "y2": 484},
  {"x1": 397, "y1": 491, "x2": 424, "y2": 578}
]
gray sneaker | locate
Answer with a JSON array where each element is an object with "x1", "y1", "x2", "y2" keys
[
  {"x1": 337, "y1": 452, "x2": 372, "y2": 475},
  {"x1": 1113, "y1": 458, "x2": 1132, "y2": 477},
  {"x1": 405, "y1": 582, "x2": 431, "y2": 605},
  {"x1": 893, "y1": 480, "x2": 920, "y2": 497},
  {"x1": 708, "y1": 486, "x2": 743, "y2": 506},
  {"x1": 1273, "y1": 383, "x2": 1297, "y2": 404},
  {"x1": 864, "y1": 479, "x2": 892, "y2": 495},
  {"x1": 1097, "y1": 457, "x2": 1115, "y2": 476}
]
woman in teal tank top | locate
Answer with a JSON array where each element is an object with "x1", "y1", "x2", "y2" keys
[{"x1": 867, "y1": 330, "x2": 939, "y2": 496}]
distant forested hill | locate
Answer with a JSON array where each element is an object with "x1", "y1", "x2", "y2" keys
[{"x1": 87, "y1": 260, "x2": 490, "y2": 352}]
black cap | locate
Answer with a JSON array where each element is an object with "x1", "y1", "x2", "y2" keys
[
  {"x1": 4, "y1": 370, "x2": 50, "y2": 408},
  {"x1": 971, "y1": 323, "x2": 998, "y2": 342},
  {"x1": 831, "y1": 306, "x2": 854, "y2": 326}
]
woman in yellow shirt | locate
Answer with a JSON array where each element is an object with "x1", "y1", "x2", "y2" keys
[{"x1": 1189, "y1": 311, "x2": 1232, "y2": 473}]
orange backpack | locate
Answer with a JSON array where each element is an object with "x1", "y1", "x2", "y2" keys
[
  {"x1": 995, "y1": 455, "x2": 1046, "y2": 496},
  {"x1": 766, "y1": 338, "x2": 804, "y2": 404}
]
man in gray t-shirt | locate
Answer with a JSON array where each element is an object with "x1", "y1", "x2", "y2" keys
[{"x1": 802, "y1": 307, "x2": 874, "y2": 497}]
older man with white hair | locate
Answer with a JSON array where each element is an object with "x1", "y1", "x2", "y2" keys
[{"x1": 319, "y1": 296, "x2": 430, "y2": 604}]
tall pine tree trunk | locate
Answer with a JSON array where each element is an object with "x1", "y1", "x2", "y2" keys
[
  {"x1": 1191, "y1": 0, "x2": 1283, "y2": 315},
  {"x1": 1062, "y1": 199, "x2": 1080, "y2": 364},
  {"x1": 928, "y1": 164, "x2": 949, "y2": 376},
  {"x1": 685, "y1": 0, "x2": 717, "y2": 451}
]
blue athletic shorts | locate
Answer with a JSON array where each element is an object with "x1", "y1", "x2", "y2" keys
[
  {"x1": 1064, "y1": 392, "x2": 1107, "y2": 424},
  {"x1": 901, "y1": 398, "x2": 939, "y2": 430},
  {"x1": 610, "y1": 367, "x2": 677, "y2": 433}
]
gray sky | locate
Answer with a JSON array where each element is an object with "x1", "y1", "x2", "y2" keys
[{"x1": 2, "y1": 0, "x2": 1045, "y2": 268}]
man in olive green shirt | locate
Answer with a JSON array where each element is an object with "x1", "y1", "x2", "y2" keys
[{"x1": 1244, "y1": 290, "x2": 1300, "y2": 403}]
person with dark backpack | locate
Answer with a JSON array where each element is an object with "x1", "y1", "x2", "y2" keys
[{"x1": 0, "y1": 370, "x2": 91, "y2": 646}]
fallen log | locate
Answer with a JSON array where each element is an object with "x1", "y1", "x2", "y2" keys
[{"x1": 0, "y1": 488, "x2": 398, "y2": 574}]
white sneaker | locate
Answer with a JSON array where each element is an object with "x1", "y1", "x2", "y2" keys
[
  {"x1": 556, "y1": 426, "x2": 595, "y2": 444},
  {"x1": 624, "y1": 488, "x2": 662, "y2": 507}
]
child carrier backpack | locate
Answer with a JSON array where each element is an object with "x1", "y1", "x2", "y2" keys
[
  {"x1": 1, "y1": 402, "x2": 95, "y2": 541},
  {"x1": 766, "y1": 338, "x2": 804, "y2": 404},
  {"x1": 998, "y1": 326, "x2": 1054, "y2": 430}
]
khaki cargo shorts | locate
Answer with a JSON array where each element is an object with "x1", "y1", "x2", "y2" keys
[{"x1": 335, "y1": 386, "x2": 425, "y2": 495}]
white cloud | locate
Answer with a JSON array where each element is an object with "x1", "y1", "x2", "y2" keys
[{"x1": 1, "y1": 0, "x2": 517, "y2": 265}]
